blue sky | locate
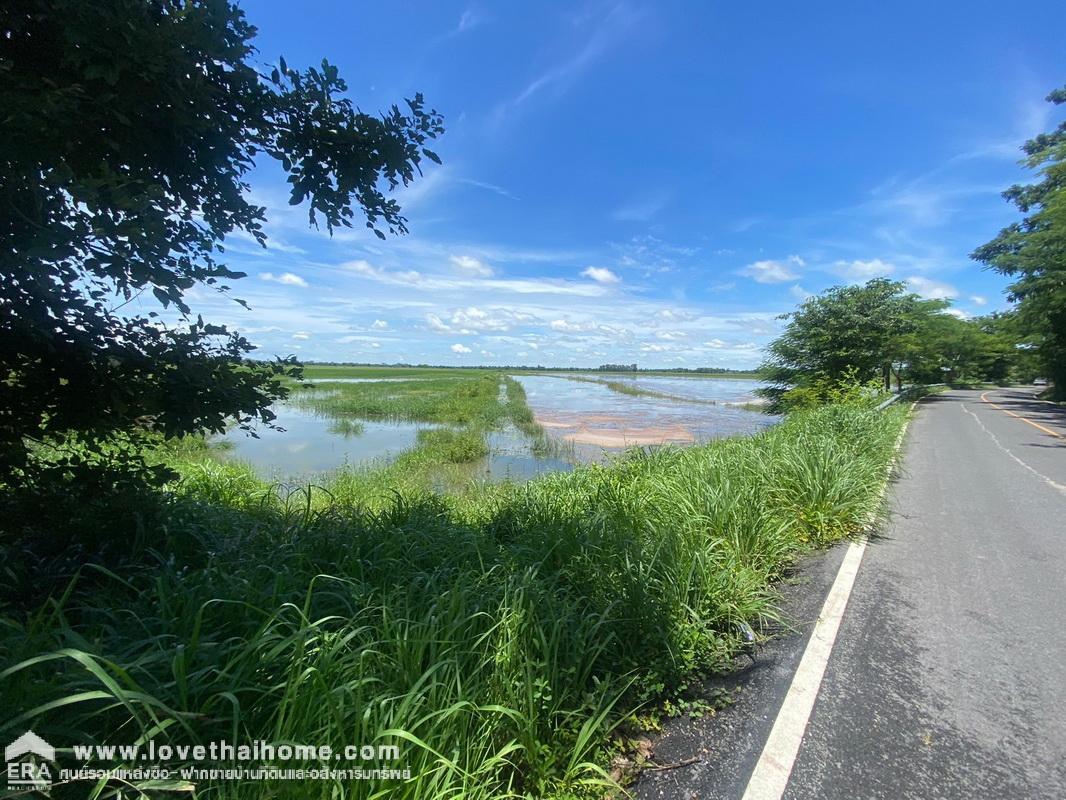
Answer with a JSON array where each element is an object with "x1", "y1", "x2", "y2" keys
[{"x1": 173, "y1": 1, "x2": 1065, "y2": 368}]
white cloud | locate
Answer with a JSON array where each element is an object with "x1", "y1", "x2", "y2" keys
[
  {"x1": 790, "y1": 284, "x2": 813, "y2": 301},
  {"x1": 581, "y1": 266, "x2": 621, "y2": 284},
  {"x1": 611, "y1": 191, "x2": 670, "y2": 222},
  {"x1": 456, "y1": 8, "x2": 480, "y2": 33},
  {"x1": 970, "y1": 295, "x2": 988, "y2": 306},
  {"x1": 451, "y1": 343, "x2": 472, "y2": 354},
  {"x1": 226, "y1": 229, "x2": 306, "y2": 257},
  {"x1": 426, "y1": 307, "x2": 532, "y2": 334},
  {"x1": 426, "y1": 314, "x2": 453, "y2": 333},
  {"x1": 656, "y1": 308, "x2": 696, "y2": 321},
  {"x1": 611, "y1": 234, "x2": 695, "y2": 276},
  {"x1": 458, "y1": 179, "x2": 519, "y2": 200},
  {"x1": 260, "y1": 271, "x2": 309, "y2": 288},
  {"x1": 740, "y1": 255, "x2": 805, "y2": 284},
  {"x1": 345, "y1": 259, "x2": 422, "y2": 283},
  {"x1": 389, "y1": 165, "x2": 451, "y2": 212},
  {"x1": 501, "y1": 2, "x2": 642, "y2": 112},
  {"x1": 292, "y1": 332, "x2": 311, "y2": 340},
  {"x1": 185, "y1": 238, "x2": 789, "y2": 368},
  {"x1": 337, "y1": 333, "x2": 387, "y2": 345},
  {"x1": 833, "y1": 258, "x2": 895, "y2": 280},
  {"x1": 451, "y1": 306, "x2": 511, "y2": 331},
  {"x1": 449, "y1": 254, "x2": 494, "y2": 277},
  {"x1": 906, "y1": 276, "x2": 958, "y2": 300},
  {"x1": 343, "y1": 258, "x2": 604, "y2": 297},
  {"x1": 944, "y1": 308, "x2": 969, "y2": 319},
  {"x1": 550, "y1": 319, "x2": 584, "y2": 333}
]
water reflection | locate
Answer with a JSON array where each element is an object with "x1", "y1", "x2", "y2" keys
[
  {"x1": 214, "y1": 375, "x2": 777, "y2": 482},
  {"x1": 514, "y1": 375, "x2": 776, "y2": 454},
  {"x1": 580, "y1": 374, "x2": 766, "y2": 404},
  {"x1": 215, "y1": 406, "x2": 426, "y2": 480}
]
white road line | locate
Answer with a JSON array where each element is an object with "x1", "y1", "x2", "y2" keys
[
  {"x1": 961, "y1": 404, "x2": 1066, "y2": 496},
  {"x1": 740, "y1": 539, "x2": 867, "y2": 800},
  {"x1": 740, "y1": 405, "x2": 915, "y2": 800}
]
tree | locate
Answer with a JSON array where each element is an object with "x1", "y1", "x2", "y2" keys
[
  {"x1": 976, "y1": 310, "x2": 1042, "y2": 384},
  {"x1": 903, "y1": 313, "x2": 1013, "y2": 385},
  {"x1": 758, "y1": 279, "x2": 936, "y2": 411},
  {"x1": 972, "y1": 86, "x2": 1066, "y2": 399},
  {"x1": 0, "y1": 1, "x2": 444, "y2": 488}
]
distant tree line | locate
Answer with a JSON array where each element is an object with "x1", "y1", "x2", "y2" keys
[{"x1": 302, "y1": 361, "x2": 763, "y2": 375}]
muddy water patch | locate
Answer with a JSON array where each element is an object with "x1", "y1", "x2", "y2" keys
[{"x1": 515, "y1": 375, "x2": 777, "y2": 460}]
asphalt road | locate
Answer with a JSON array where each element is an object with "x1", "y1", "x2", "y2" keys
[{"x1": 637, "y1": 387, "x2": 1066, "y2": 800}]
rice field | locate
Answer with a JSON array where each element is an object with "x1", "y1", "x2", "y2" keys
[
  {"x1": 215, "y1": 367, "x2": 775, "y2": 483},
  {"x1": 0, "y1": 397, "x2": 910, "y2": 799}
]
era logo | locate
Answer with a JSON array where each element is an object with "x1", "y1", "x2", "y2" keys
[
  {"x1": 6, "y1": 761, "x2": 53, "y2": 788},
  {"x1": 5, "y1": 731, "x2": 56, "y2": 789}
]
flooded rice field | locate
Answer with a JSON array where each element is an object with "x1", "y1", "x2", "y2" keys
[
  {"x1": 216, "y1": 374, "x2": 777, "y2": 482},
  {"x1": 517, "y1": 375, "x2": 775, "y2": 458},
  {"x1": 214, "y1": 407, "x2": 427, "y2": 479}
]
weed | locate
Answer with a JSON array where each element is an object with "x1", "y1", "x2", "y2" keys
[{"x1": 0, "y1": 402, "x2": 909, "y2": 799}]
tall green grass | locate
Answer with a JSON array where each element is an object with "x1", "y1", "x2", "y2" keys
[
  {"x1": 302, "y1": 365, "x2": 498, "y2": 381},
  {"x1": 292, "y1": 375, "x2": 504, "y2": 428},
  {"x1": 288, "y1": 374, "x2": 525, "y2": 484},
  {"x1": 0, "y1": 402, "x2": 908, "y2": 799}
]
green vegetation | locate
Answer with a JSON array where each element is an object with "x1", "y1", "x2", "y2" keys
[
  {"x1": 304, "y1": 364, "x2": 496, "y2": 380},
  {"x1": 414, "y1": 428, "x2": 490, "y2": 463},
  {"x1": 10, "y1": 5, "x2": 1032, "y2": 798},
  {"x1": 327, "y1": 418, "x2": 366, "y2": 438},
  {"x1": 1, "y1": 397, "x2": 908, "y2": 799},
  {"x1": 294, "y1": 374, "x2": 505, "y2": 427},
  {"x1": 1, "y1": 0, "x2": 441, "y2": 497},
  {"x1": 972, "y1": 86, "x2": 1066, "y2": 399},
  {"x1": 760, "y1": 278, "x2": 1024, "y2": 412},
  {"x1": 282, "y1": 372, "x2": 564, "y2": 489}
]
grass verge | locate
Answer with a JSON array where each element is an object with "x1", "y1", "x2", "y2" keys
[{"x1": 0, "y1": 401, "x2": 909, "y2": 799}]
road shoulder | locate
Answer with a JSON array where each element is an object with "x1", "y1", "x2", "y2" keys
[{"x1": 634, "y1": 543, "x2": 850, "y2": 800}]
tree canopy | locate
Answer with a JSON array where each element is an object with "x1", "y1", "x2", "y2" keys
[
  {"x1": 760, "y1": 279, "x2": 929, "y2": 407},
  {"x1": 972, "y1": 86, "x2": 1066, "y2": 399},
  {"x1": 0, "y1": 0, "x2": 444, "y2": 487},
  {"x1": 759, "y1": 279, "x2": 1016, "y2": 411}
]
